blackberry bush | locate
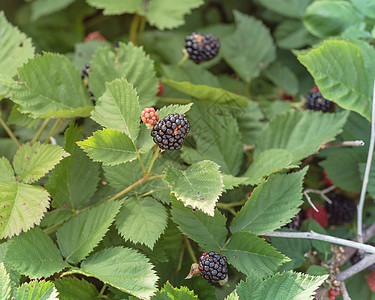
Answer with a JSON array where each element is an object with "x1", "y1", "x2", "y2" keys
[{"x1": 185, "y1": 32, "x2": 220, "y2": 64}]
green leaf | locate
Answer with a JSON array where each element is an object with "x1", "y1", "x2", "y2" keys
[
  {"x1": 0, "y1": 157, "x2": 15, "y2": 184},
  {"x1": 222, "y1": 232, "x2": 290, "y2": 276},
  {"x1": 221, "y1": 11, "x2": 276, "y2": 82},
  {"x1": 54, "y1": 277, "x2": 98, "y2": 300},
  {"x1": 146, "y1": 0, "x2": 204, "y2": 30},
  {"x1": 91, "y1": 78, "x2": 141, "y2": 140},
  {"x1": 298, "y1": 40, "x2": 372, "y2": 120},
  {"x1": 225, "y1": 291, "x2": 239, "y2": 300},
  {"x1": 4, "y1": 227, "x2": 69, "y2": 278},
  {"x1": 77, "y1": 128, "x2": 138, "y2": 166},
  {"x1": 30, "y1": 0, "x2": 75, "y2": 21},
  {"x1": 85, "y1": 0, "x2": 143, "y2": 15},
  {"x1": 116, "y1": 197, "x2": 168, "y2": 249},
  {"x1": 0, "y1": 182, "x2": 50, "y2": 239},
  {"x1": 230, "y1": 169, "x2": 307, "y2": 234},
  {"x1": 7, "y1": 53, "x2": 93, "y2": 118},
  {"x1": 275, "y1": 20, "x2": 317, "y2": 50},
  {"x1": 164, "y1": 161, "x2": 224, "y2": 216},
  {"x1": 242, "y1": 149, "x2": 295, "y2": 185},
  {"x1": 153, "y1": 282, "x2": 198, "y2": 300},
  {"x1": 304, "y1": 1, "x2": 362, "y2": 38},
  {"x1": 254, "y1": 110, "x2": 349, "y2": 162},
  {"x1": 0, "y1": 11, "x2": 34, "y2": 78},
  {"x1": 78, "y1": 247, "x2": 158, "y2": 299},
  {"x1": 350, "y1": 0, "x2": 375, "y2": 19},
  {"x1": 13, "y1": 142, "x2": 69, "y2": 184},
  {"x1": 57, "y1": 201, "x2": 122, "y2": 263},
  {"x1": 88, "y1": 43, "x2": 158, "y2": 107},
  {"x1": 0, "y1": 262, "x2": 11, "y2": 300},
  {"x1": 164, "y1": 80, "x2": 247, "y2": 108},
  {"x1": 157, "y1": 103, "x2": 193, "y2": 121},
  {"x1": 72, "y1": 41, "x2": 110, "y2": 70},
  {"x1": 235, "y1": 271, "x2": 328, "y2": 300},
  {"x1": 46, "y1": 124, "x2": 100, "y2": 209},
  {"x1": 257, "y1": 0, "x2": 312, "y2": 18},
  {"x1": 264, "y1": 62, "x2": 298, "y2": 95},
  {"x1": 171, "y1": 200, "x2": 227, "y2": 252},
  {"x1": 16, "y1": 280, "x2": 59, "y2": 300}
]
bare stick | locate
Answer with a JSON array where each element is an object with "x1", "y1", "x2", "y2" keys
[
  {"x1": 325, "y1": 140, "x2": 365, "y2": 147},
  {"x1": 263, "y1": 230, "x2": 375, "y2": 254},
  {"x1": 340, "y1": 281, "x2": 351, "y2": 300},
  {"x1": 357, "y1": 79, "x2": 375, "y2": 243},
  {"x1": 304, "y1": 185, "x2": 336, "y2": 211},
  {"x1": 337, "y1": 254, "x2": 375, "y2": 281}
]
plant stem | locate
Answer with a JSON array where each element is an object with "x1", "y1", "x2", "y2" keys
[
  {"x1": 137, "y1": 152, "x2": 147, "y2": 175},
  {"x1": 45, "y1": 118, "x2": 61, "y2": 143},
  {"x1": 137, "y1": 16, "x2": 146, "y2": 45},
  {"x1": 98, "y1": 283, "x2": 107, "y2": 298},
  {"x1": 183, "y1": 235, "x2": 197, "y2": 263},
  {"x1": 303, "y1": 185, "x2": 336, "y2": 212},
  {"x1": 245, "y1": 80, "x2": 251, "y2": 97},
  {"x1": 357, "y1": 79, "x2": 375, "y2": 243},
  {"x1": 157, "y1": 98, "x2": 191, "y2": 105},
  {"x1": 147, "y1": 148, "x2": 160, "y2": 174},
  {"x1": 177, "y1": 53, "x2": 189, "y2": 66},
  {"x1": 263, "y1": 230, "x2": 375, "y2": 254},
  {"x1": 129, "y1": 14, "x2": 140, "y2": 45},
  {"x1": 337, "y1": 254, "x2": 375, "y2": 281},
  {"x1": 32, "y1": 118, "x2": 51, "y2": 143},
  {"x1": 340, "y1": 282, "x2": 351, "y2": 300},
  {"x1": 0, "y1": 116, "x2": 20, "y2": 147},
  {"x1": 217, "y1": 201, "x2": 246, "y2": 208}
]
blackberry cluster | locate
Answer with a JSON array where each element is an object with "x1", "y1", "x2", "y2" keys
[
  {"x1": 151, "y1": 113, "x2": 190, "y2": 150},
  {"x1": 306, "y1": 90, "x2": 334, "y2": 112},
  {"x1": 81, "y1": 63, "x2": 91, "y2": 79},
  {"x1": 325, "y1": 195, "x2": 356, "y2": 225},
  {"x1": 185, "y1": 33, "x2": 220, "y2": 64},
  {"x1": 198, "y1": 252, "x2": 228, "y2": 283},
  {"x1": 284, "y1": 210, "x2": 305, "y2": 231},
  {"x1": 351, "y1": 244, "x2": 375, "y2": 271}
]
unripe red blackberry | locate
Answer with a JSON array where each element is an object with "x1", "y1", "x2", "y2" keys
[
  {"x1": 185, "y1": 33, "x2": 220, "y2": 64},
  {"x1": 325, "y1": 195, "x2": 356, "y2": 225},
  {"x1": 306, "y1": 85, "x2": 334, "y2": 112},
  {"x1": 141, "y1": 107, "x2": 159, "y2": 128},
  {"x1": 198, "y1": 252, "x2": 228, "y2": 283},
  {"x1": 151, "y1": 113, "x2": 190, "y2": 150}
]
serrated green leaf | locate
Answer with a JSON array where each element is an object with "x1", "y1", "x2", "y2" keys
[
  {"x1": 46, "y1": 124, "x2": 100, "y2": 209},
  {"x1": 264, "y1": 62, "x2": 298, "y2": 95},
  {"x1": 16, "y1": 280, "x2": 59, "y2": 300},
  {"x1": 298, "y1": 40, "x2": 372, "y2": 120},
  {"x1": 164, "y1": 161, "x2": 223, "y2": 216},
  {"x1": 221, "y1": 11, "x2": 276, "y2": 82},
  {"x1": 0, "y1": 11, "x2": 34, "y2": 78},
  {"x1": 222, "y1": 174, "x2": 252, "y2": 192},
  {"x1": 7, "y1": 105, "x2": 40, "y2": 129},
  {"x1": 4, "y1": 227, "x2": 69, "y2": 278},
  {"x1": 88, "y1": 43, "x2": 158, "y2": 107},
  {"x1": 254, "y1": 110, "x2": 349, "y2": 162},
  {"x1": 13, "y1": 142, "x2": 69, "y2": 184},
  {"x1": 164, "y1": 80, "x2": 247, "y2": 108},
  {"x1": 78, "y1": 247, "x2": 158, "y2": 299},
  {"x1": 54, "y1": 277, "x2": 98, "y2": 300},
  {"x1": 222, "y1": 232, "x2": 290, "y2": 276},
  {"x1": 91, "y1": 78, "x2": 141, "y2": 140},
  {"x1": 0, "y1": 262, "x2": 11, "y2": 300},
  {"x1": 0, "y1": 182, "x2": 50, "y2": 239},
  {"x1": 243, "y1": 149, "x2": 295, "y2": 185},
  {"x1": 157, "y1": 104, "x2": 193, "y2": 121},
  {"x1": 77, "y1": 128, "x2": 138, "y2": 166},
  {"x1": 350, "y1": 0, "x2": 375, "y2": 19},
  {"x1": 230, "y1": 170, "x2": 307, "y2": 234},
  {"x1": 116, "y1": 197, "x2": 168, "y2": 249},
  {"x1": 6, "y1": 53, "x2": 93, "y2": 118},
  {"x1": 85, "y1": 0, "x2": 144, "y2": 15},
  {"x1": 225, "y1": 291, "x2": 239, "y2": 300},
  {"x1": 257, "y1": 0, "x2": 312, "y2": 18},
  {"x1": 30, "y1": 0, "x2": 75, "y2": 21},
  {"x1": 57, "y1": 200, "x2": 122, "y2": 263},
  {"x1": 153, "y1": 282, "x2": 198, "y2": 300},
  {"x1": 0, "y1": 157, "x2": 15, "y2": 184},
  {"x1": 171, "y1": 200, "x2": 227, "y2": 252},
  {"x1": 72, "y1": 41, "x2": 110, "y2": 70}
]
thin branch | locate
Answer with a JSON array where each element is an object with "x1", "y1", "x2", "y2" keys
[
  {"x1": 337, "y1": 254, "x2": 375, "y2": 281},
  {"x1": 262, "y1": 230, "x2": 375, "y2": 254},
  {"x1": 340, "y1": 281, "x2": 351, "y2": 300},
  {"x1": 304, "y1": 185, "x2": 336, "y2": 211},
  {"x1": 0, "y1": 116, "x2": 20, "y2": 147},
  {"x1": 357, "y1": 79, "x2": 375, "y2": 243},
  {"x1": 183, "y1": 236, "x2": 197, "y2": 263},
  {"x1": 325, "y1": 140, "x2": 365, "y2": 147},
  {"x1": 32, "y1": 118, "x2": 50, "y2": 143}
]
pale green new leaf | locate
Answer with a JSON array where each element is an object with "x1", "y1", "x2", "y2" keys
[
  {"x1": 4, "y1": 227, "x2": 69, "y2": 278},
  {"x1": 16, "y1": 280, "x2": 59, "y2": 300},
  {"x1": 88, "y1": 43, "x2": 158, "y2": 107},
  {"x1": 222, "y1": 232, "x2": 290, "y2": 276},
  {"x1": 157, "y1": 103, "x2": 193, "y2": 121},
  {"x1": 85, "y1": 0, "x2": 144, "y2": 15},
  {"x1": 79, "y1": 247, "x2": 158, "y2": 299},
  {"x1": 91, "y1": 78, "x2": 141, "y2": 140},
  {"x1": 254, "y1": 110, "x2": 349, "y2": 162},
  {"x1": 13, "y1": 142, "x2": 69, "y2": 184},
  {"x1": 230, "y1": 170, "x2": 307, "y2": 234},
  {"x1": 77, "y1": 128, "x2": 138, "y2": 166},
  {"x1": 222, "y1": 11, "x2": 276, "y2": 82},
  {"x1": 298, "y1": 40, "x2": 372, "y2": 120},
  {"x1": 243, "y1": 149, "x2": 295, "y2": 185},
  {"x1": 30, "y1": 0, "x2": 75, "y2": 21},
  {"x1": 171, "y1": 200, "x2": 227, "y2": 252},
  {"x1": 153, "y1": 282, "x2": 198, "y2": 300},
  {"x1": 146, "y1": 0, "x2": 204, "y2": 30},
  {"x1": 225, "y1": 291, "x2": 239, "y2": 300},
  {"x1": 0, "y1": 157, "x2": 15, "y2": 183},
  {"x1": 54, "y1": 277, "x2": 98, "y2": 300},
  {"x1": 0, "y1": 182, "x2": 50, "y2": 239},
  {"x1": 0, "y1": 262, "x2": 11, "y2": 300},
  {"x1": 116, "y1": 197, "x2": 168, "y2": 249},
  {"x1": 7, "y1": 53, "x2": 93, "y2": 118},
  {"x1": 57, "y1": 201, "x2": 122, "y2": 263},
  {"x1": 0, "y1": 12, "x2": 34, "y2": 78},
  {"x1": 164, "y1": 161, "x2": 224, "y2": 216},
  {"x1": 164, "y1": 80, "x2": 247, "y2": 108}
]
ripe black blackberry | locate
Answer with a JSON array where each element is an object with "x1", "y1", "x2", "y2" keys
[
  {"x1": 185, "y1": 33, "x2": 220, "y2": 64},
  {"x1": 306, "y1": 89, "x2": 334, "y2": 112},
  {"x1": 351, "y1": 244, "x2": 375, "y2": 271},
  {"x1": 151, "y1": 113, "x2": 190, "y2": 150},
  {"x1": 283, "y1": 210, "x2": 305, "y2": 231},
  {"x1": 198, "y1": 252, "x2": 228, "y2": 283},
  {"x1": 81, "y1": 63, "x2": 91, "y2": 79},
  {"x1": 325, "y1": 195, "x2": 356, "y2": 225}
]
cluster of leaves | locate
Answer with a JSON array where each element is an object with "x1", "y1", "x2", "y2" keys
[{"x1": 0, "y1": 0, "x2": 375, "y2": 299}]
